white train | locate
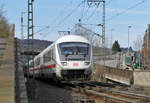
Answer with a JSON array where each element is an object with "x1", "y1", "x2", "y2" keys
[{"x1": 29, "y1": 35, "x2": 93, "y2": 82}]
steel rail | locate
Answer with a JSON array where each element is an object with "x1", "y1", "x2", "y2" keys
[
  {"x1": 109, "y1": 90, "x2": 150, "y2": 102},
  {"x1": 76, "y1": 87, "x2": 139, "y2": 103}
]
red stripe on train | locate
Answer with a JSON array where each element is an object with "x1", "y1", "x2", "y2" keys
[{"x1": 29, "y1": 64, "x2": 56, "y2": 71}]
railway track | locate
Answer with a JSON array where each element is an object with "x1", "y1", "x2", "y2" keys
[
  {"x1": 66, "y1": 81, "x2": 150, "y2": 103},
  {"x1": 106, "y1": 90, "x2": 150, "y2": 103},
  {"x1": 23, "y1": 75, "x2": 150, "y2": 103}
]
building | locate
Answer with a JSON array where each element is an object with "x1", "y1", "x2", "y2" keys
[{"x1": 142, "y1": 24, "x2": 150, "y2": 68}]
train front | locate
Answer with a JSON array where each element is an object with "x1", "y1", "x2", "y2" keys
[{"x1": 56, "y1": 35, "x2": 93, "y2": 81}]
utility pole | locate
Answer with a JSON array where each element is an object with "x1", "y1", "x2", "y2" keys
[
  {"x1": 21, "y1": 12, "x2": 26, "y2": 65},
  {"x1": 87, "y1": 0, "x2": 105, "y2": 66},
  {"x1": 102, "y1": 0, "x2": 105, "y2": 48},
  {"x1": 102, "y1": 0, "x2": 106, "y2": 67},
  {"x1": 147, "y1": 24, "x2": 150, "y2": 66},
  {"x1": 128, "y1": 26, "x2": 132, "y2": 52},
  {"x1": 87, "y1": 0, "x2": 105, "y2": 48},
  {"x1": 27, "y1": 0, "x2": 35, "y2": 79},
  {"x1": 110, "y1": 28, "x2": 114, "y2": 48},
  {"x1": 147, "y1": 24, "x2": 150, "y2": 54}
]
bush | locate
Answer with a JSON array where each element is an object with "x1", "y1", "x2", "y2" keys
[
  {"x1": 130, "y1": 76, "x2": 134, "y2": 85},
  {"x1": 0, "y1": 5, "x2": 10, "y2": 38}
]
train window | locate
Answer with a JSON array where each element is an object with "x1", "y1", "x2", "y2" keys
[
  {"x1": 43, "y1": 51, "x2": 51, "y2": 63},
  {"x1": 35, "y1": 57, "x2": 40, "y2": 66},
  {"x1": 48, "y1": 50, "x2": 52, "y2": 60},
  {"x1": 30, "y1": 61, "x2": 34, "y2": 67},
  {"x1": 51, "y1": 49, "x2": 53, "y2": 59},
  {"x1": 51, "y1": 46, "x2": 54, "y2": 60}
]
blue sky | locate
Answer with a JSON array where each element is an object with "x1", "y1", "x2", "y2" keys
[{"x1": 1, "y1": 0, "x2": 150, "y2": 48}]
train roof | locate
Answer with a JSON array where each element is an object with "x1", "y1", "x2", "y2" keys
[{"x1": 55, "y1": 35, "x2": 90, "y2": 44}]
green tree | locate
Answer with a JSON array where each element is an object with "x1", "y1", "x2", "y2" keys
[
  {"x1": 112, "y1": 40, "x2": 121, "y2": 52},
  {"x1": 0, "y1": 5, "x2": 10, "y2": 38}
]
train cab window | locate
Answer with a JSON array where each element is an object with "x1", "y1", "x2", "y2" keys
[{"x1": 58, "y1": 42, "x2": 90, "y2": 61}]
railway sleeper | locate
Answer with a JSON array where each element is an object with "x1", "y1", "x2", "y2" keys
[{"x1": 73, "y1": 96, "x2": 95, "y2": 103}]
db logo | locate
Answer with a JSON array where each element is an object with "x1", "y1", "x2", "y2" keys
[{"x1": 73, "y1": 63, "x2": 79, "y2": 67}]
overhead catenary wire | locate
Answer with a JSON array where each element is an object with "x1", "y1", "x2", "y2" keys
[
  {"x1": 107, "y1": 0, "x2": 113, "y2": 4},
  {"x1": 34, "y1": 26, "x2": 50, "y2": 35},
  {"x1": 85, "y1": 6, "x2": 99, "y2": 23},
  {"x1": 48, "y1": 0, "x2": 73, "y2": 29},
  {"x1": 83, "y1": 0, "x2": 146, "y2": 24},
  {"x1": 71, "y1": 0, "x2": 103, "y2": 37},
  {"x1": 34, "y1": 0, "x2": 74, "y2": 36},
  {"x1": 84, "y1": 0, "x2": 113, "y2": 24},
  {"x1": 37, "y1": 1, "x2": 84, "y2": 37},
  {"x1": 74, "y1": 0, "x2": 148, "y2": 40},
  {"x1": 47, "y1": 1, "x2": 84, "y2": 35},
  {"x1": 80, "y1": 0, "x2": 86, "y2": 21},
  {"x1": 107, "y1": 0, "x2": 148, "y2": 21},
  {"x1": 71, "y1": 4, "x2": 91, "y2": 33},
  {"x1": 38, "y1": 0, "x2": 148, "y2": 37},
  {"x1": 40, "y1": 0, "x2": 113, "y2": 36},
  {"x1": 83, "y1": 0, "x2": 148, "y2": 35}
]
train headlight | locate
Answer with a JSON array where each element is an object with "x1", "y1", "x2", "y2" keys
[
  {"x1": 61, "y1": 62, "x2": 67, "y2": 66},
  {"x1": 84, "y1": 62, "x2": 90, "y2": 65}
]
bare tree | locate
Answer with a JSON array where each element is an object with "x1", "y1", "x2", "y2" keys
[
  {"x1": 133, "y1": 35, "x2": 143, "y2": 51},
  {"x1": 0, "y1": 5, "x2": 10, "y2": 38}
]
